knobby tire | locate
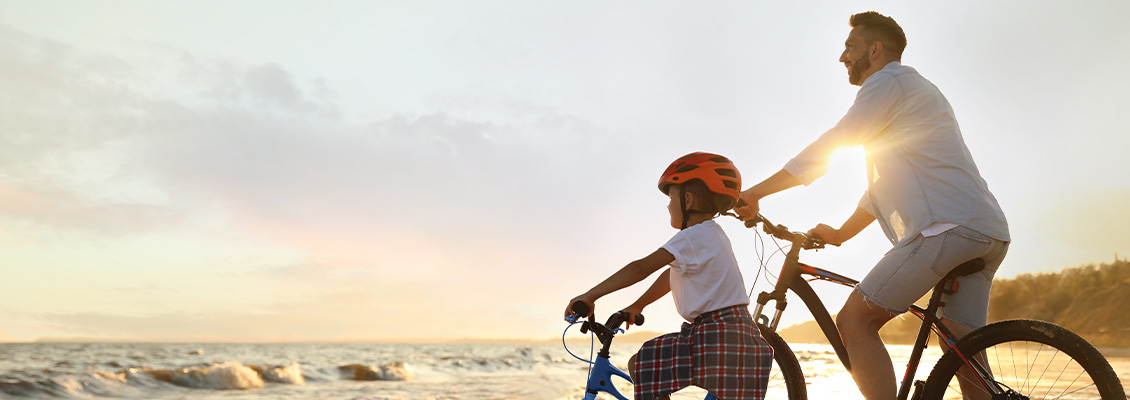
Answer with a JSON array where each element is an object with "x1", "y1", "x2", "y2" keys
[
  {"x1": 919, "y1": 319, "x2": 1124, "y2": 400},
  {"x1": 761, "y1": 324, "x2": 807, "y2": 400}
]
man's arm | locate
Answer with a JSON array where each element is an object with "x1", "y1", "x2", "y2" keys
[
  {"x1": 810, "y1": 207, "x2": 876, "y2": 245},
  {"x1": 735, "y1": 169, "x2": 802, "y2": 220}
]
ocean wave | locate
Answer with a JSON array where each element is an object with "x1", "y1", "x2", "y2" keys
[
  {"x1": 146, "y1": 361, "x2": 265, "y2": 390},
  {"x1": 1, "y1": 357, "x2": 424, "y2": 397},
  {"x1": 337, "y1": 362, "x2": 416, "y2": 381},
  {"x1": 0, "y1": 360, "x2": 317, "y2": 398},
  {"x1": 250, "y1": 362, "x2": 305, "y2": 385},
  {"x1": 0, "y1": 370, "x2": 136, "y2": 398}
]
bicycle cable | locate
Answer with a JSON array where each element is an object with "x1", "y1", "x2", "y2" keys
[
  {"x1": 561, "y1": 321, "x2": 596, "y2": 370},
  {"x1": 746, "y1": 227, "x2": 793, "y2": 298}
]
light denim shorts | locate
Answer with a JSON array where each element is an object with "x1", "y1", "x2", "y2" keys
[{"x1": 856, "y1": 226, "x2": 1009, "y2": 328}]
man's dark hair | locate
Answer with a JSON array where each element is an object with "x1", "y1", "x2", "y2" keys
[{"x1": 850, "y1": 11, "x2": 907, "y2": 61}]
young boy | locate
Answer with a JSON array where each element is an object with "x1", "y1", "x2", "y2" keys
[{"x1": 565, "y1": 152, "x2": 772, "y2": 400}]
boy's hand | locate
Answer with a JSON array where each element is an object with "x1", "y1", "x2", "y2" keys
[
  {"x1": 620, "y1": 306, "x2": 644, "y2": 330},
  {"x1": 565, "y1": 296, "x2": 595, "y2": 322}
]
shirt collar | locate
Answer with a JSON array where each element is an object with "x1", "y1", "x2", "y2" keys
[{"x1": 862, "y1": 61, "x2": 903, "y2": 85}]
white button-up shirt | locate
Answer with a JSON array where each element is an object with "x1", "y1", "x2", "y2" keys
[{"x1": 784, "y1": 62, "x2": 1010, "y2": 248}]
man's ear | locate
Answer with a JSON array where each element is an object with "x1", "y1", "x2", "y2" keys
[{"x1": 870, "y1": 40, "x2": 884, "y2": 60}]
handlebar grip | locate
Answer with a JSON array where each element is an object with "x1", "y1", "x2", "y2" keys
[
  {"x1": 608, "y1": 311, "x2": 646, "y2": 329},
  {"x1": 571, "y1": 301, "x2": 591, "y2": 317}
]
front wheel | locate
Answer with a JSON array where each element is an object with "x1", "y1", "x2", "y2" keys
[
  {"x1": 919, "y1": 319, "x2": 1125, "y2": 400},
  {"x1": 761, "y1": 323, "x2": 807, "y2": 400}
]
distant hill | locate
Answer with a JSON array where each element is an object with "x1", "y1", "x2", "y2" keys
[
  {"x1": 563, "y1": 330, "x2": 667, "y2": 344},
  {"x1": 779, "y1": 258, "x2": 1130, "y2": 347},
  {"x1": 34, "y1": 337, "x2": 151, "y2": 343}
]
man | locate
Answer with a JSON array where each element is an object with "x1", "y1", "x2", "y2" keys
[{"x1": 735, "y1": 11, "x2": 1010, "y2": 400}]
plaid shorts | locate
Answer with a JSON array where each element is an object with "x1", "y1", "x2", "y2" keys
[{"x1": 631, "y1": 305, "x2": 773, "y2": 400}]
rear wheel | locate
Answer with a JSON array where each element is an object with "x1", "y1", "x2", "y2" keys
[
  {"x1": 919, "y1": 319, "x2": 1124, "y2": 400},
  {"x1": 761, "y1": 324, "x2": 807, "y2": 400}
]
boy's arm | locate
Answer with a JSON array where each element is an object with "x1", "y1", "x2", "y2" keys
[
  {"x1": 565, "y1": 248, "x2": 675, "y2": 320},
  {"x1": 621, "y1": 268, "x2": 672, "y2": 326}
]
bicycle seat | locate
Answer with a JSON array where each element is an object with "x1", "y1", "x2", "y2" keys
[
  {"x1": 936, "y1": 259, "x2": 986, "y2": 295},
  {"x1": 946, "y1": 259, "x2": 985, "y2": 279}
]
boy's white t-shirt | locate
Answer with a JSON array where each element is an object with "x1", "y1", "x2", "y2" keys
[{"x1": 661, "y1": 219, "x2": 750, "y2": 322}]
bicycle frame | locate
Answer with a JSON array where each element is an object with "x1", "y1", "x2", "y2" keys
[
  {"x1": 568, "y1": 310, "x2": 720, "y2": 400},
  {"x1": 583, "y1": 353, "x2": 633, "y2": 400},
  {"x1": 747, "y1": 214, "x2": 1007, "y2": 400}
]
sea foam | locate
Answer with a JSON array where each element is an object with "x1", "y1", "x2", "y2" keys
[
  {"x1": 160, "y1": 361, "x2": 265, "y2": 390},
  {"x1": 338, "y1": 362, "x2": 416, "y2": 381},
  {"x1": 251, "y1": 362, "x2": 306, "y2": 385}
]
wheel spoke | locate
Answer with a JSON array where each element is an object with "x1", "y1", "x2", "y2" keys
[
  {"x1": 1029, "y1": 345, "x2": 1053, "y2": 397},
  {"x1": 923, "y1": 322, "x2": 1121, "y2": 400},
  {"x1": 1042, "y1": 350, "x2": 1073, "y2": 399}
]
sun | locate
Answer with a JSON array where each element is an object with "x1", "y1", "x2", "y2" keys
[{"x1": 829, "y1": 146, "x2": 866, "y2": 170}]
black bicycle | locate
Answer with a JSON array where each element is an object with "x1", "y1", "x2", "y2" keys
[{"x1": 743, "y1": 213, "x2": 1125, "y2": 400}]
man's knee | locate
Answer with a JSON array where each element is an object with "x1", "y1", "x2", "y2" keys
[{"x1": 838, "y1": 291, "x2": 896, "y2": 333}]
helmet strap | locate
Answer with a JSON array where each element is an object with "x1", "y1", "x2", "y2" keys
[{"x1": 679, "y1": 189, "x2": 690, "y2": 230}]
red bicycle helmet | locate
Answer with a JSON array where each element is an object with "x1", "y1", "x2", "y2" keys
[{"x1": 658, "y1": 152, "x2": 742, "y2": 212}]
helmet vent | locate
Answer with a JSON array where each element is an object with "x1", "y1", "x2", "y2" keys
[
  {"x1": 715, "y1": 168, "x2": 737, "y2": 178},
  {"x1": 675, "y1": 165, "x2": 699, "y2": 173},
  {"x1": 723, "y1": 180, "x2": 739, "y2": 190}
]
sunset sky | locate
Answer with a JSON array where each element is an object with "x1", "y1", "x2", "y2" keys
[{"x1": 2, "y1": 1, "x2": 1128, "y2": 342}]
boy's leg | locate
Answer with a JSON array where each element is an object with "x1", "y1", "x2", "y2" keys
[
  {"x1": 628, "y1": 354, "x2": 637, "y2": 382},
  {"x1": 837, "y1": 290, "x2": 899, "y2": 400}
]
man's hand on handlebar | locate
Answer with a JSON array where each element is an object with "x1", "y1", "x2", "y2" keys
[
  {"x1": 809, "y1": 223, "x2": 845, "y2": 246},
  {"x1": 734, "y1": 192, "x2": 761, "y2": 221}
]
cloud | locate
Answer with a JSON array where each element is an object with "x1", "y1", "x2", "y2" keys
[
  {"x1": 0, "y1": 22, "x2": 733, "y2": 341},
  {"x1": 0, "y1": 185, "x2": 176, "y2": 236},
  {"x1": 28, "y1": 283, "x2": 492, "y2": 341},
  {"x1": 0, "y1": 26, "x2": 171, "y2": 235}
]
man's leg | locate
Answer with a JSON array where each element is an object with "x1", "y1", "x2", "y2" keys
[
  {"x1": 837, "y1": 290, "x2": 899, "y2": 400},
  {"x1": 939, "y1": 319, "x2": 991, "y2": 400}
]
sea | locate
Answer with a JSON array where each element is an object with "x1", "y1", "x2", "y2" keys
[{"x1": 1, "y1": 340, "x2": 1128, "y2": 400}]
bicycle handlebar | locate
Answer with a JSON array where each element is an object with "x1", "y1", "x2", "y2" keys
[
  {"x1": 570, "y1": 301, "x2": 645, "y2": 331},
  {"x1": 741, "y1": 213, "x2": 828, "y2": 250}
]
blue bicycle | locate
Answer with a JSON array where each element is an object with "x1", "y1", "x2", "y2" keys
[{"x1": 562, "y1": 301, "x2": 802, "y2": 399}]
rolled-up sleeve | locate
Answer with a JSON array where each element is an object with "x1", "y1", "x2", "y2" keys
[
  {"x1": 857, "y1": 191, "x2": 875, "y2": 216},
  {"x1": 784, "y1": 71, "x2": 904, "y2": 185}
]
